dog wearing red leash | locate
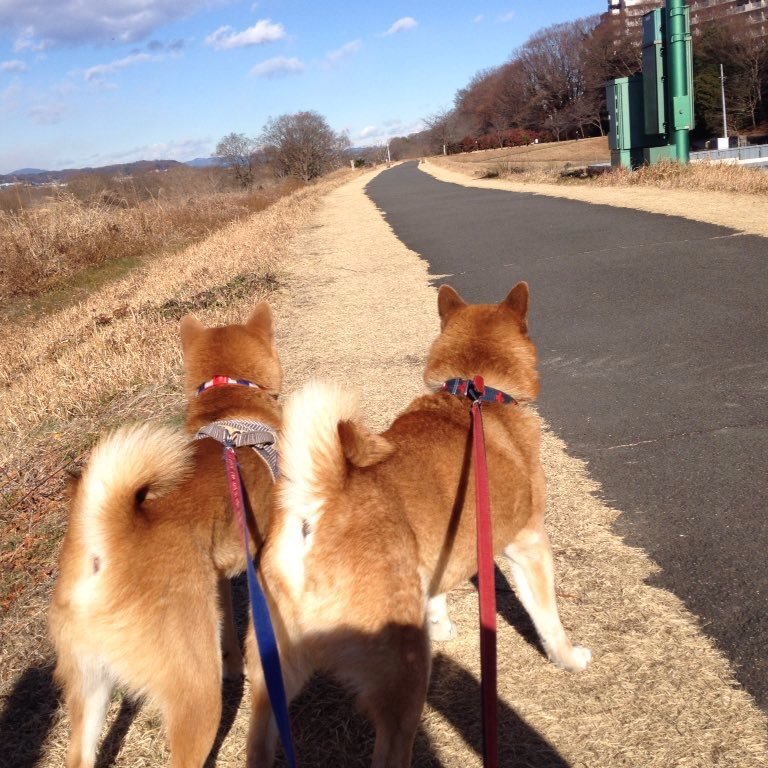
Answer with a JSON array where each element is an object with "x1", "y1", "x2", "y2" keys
[
  {"x1": 247, "y1": 282, "x2": 591, "y2": 768},
  {"x1": 49, "y1": 303, "x2": 281, "y2": 768}
]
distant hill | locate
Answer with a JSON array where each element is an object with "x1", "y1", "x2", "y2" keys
[
  {"x1": 0, "y1": 158, "x2": 224, "y2": 185},
  {"x1": 185, "y1": 157, "x2": 224, "y2": 168},
  {"x1": 10, "y1": 167, "x2": 48, "y2": 176}
]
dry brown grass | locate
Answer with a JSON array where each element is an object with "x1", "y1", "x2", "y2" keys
[
  {"x1": 423, "y1": 158, "x2": 768, "y2": 238},
  {"x1": 440, "y1": 137, "x2": 610, "y2": 173},
  {"x1": 0, "y1": 178, "x2": 306, "y2": 302},
  {"x1": 431, "y1": 145, "x2": 768, "y2": 197},
  {"x1": 595, "y1": 158, "x2": 768, "y2": 195},
  {"x1": 0, "y1": 183, "x2": 56, "y2": 214}
]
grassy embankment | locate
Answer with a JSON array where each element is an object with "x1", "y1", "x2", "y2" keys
[{"x1": 432, "y1": 136, "x2": 768, "y2": 195}]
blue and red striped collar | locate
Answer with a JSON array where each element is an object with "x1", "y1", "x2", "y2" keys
[
  {"x1": 441, "y1": 376, "x2": 517, "y2": 406},
  {"x1": 196, "y1": 375, "x2": 265, "y2": 397}
]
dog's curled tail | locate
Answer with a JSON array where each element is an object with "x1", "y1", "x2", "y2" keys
[
  {"x1": 73, "y1": 423, "x2": 193, "y2": 565},
  {"x1": 279, "y1": 380, "x2": 393, "y2": 528}
]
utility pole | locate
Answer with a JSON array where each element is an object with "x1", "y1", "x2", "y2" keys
[
  {"x1": 720, "y1": 63, "x2": 728, "y2": 142},
  {"x1": 386, "y1": 142, "x2": 391, "y2": 167},
  {"x1": 667, "y1": 0, "x2": 692, "y2": 163}
]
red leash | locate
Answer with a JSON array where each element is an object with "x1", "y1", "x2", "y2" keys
[{"x1": 470, "y1": 380, "x2": 499, "y2": 768}]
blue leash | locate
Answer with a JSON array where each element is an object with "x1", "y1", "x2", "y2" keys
[{"x1": 222, "y1": 442, "x2": 297, "y2": 768}]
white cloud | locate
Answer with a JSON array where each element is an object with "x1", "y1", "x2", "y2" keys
[
  {"x1": 28, "y1": 103, "x2": 67, "y2": 124},
  {"x1": 326, "y1": 39, "x2": 362, "y2": 64},
  {"x1": 383, "y1": 17, "x2": 417, "y2": 36},
  {"x1": 13, "y1": 28, "x2": 48, "y2": 52},
  {"x1": 83, "y1": 52, "x2": 159, "y2": 82},
  {"x1": 499, "y1": 11, "x2": 516, "y2": 23},
  {"x1": 1, "y1": 60, "x2": 28, "y2": 73},
  {"x1": 249, "y1": 56, "x2": 304, "y2": 78},
  {"x1": 205, "y1": 20, "x2": 285, "y2": 50},
  {"x1": 473, "y1": 14, "x2": 485, "y2": 24},
  {"x1": 0, "y1": 1, "x2": 216, "y2": 48},
  {"x1": 355, "y1": 118, "x2": 425, "y2": 146}
]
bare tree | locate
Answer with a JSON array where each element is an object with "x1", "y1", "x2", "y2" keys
[
  {"x1": 454, "y1": 68, "x2": 506, "y2": 136},
  {"x1": 214, "y1": 132, "x2": 258, "y2": 188},
  {"x1": 517, "y1": 17, "x2": 600, "y2": 140},
  {"x1": 260, "y1": 112, "x2": 350, "y2": 181},
  {"x1": 423, "y1": 109, "x2": 470, "y2": 153},
  {"x1": 582, "y1": 16, "x2": 642, "y2": 135},
  {"x1": 729, "y1": 18, "x2": 768, "y2": 129}
]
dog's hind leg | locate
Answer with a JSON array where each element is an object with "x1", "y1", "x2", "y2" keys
[
  {"x1": 245, "y1": 637, "x2": 309, "y2": 768},
  {"x1": 503, "y1": 527, "x2": 591, "y2": 672},
  {"x1": 426, "y1": 593, "x2": 457, "y2": 641},
  {"x1": 219, "y1": 577, "x2": 244, "y2": 680},
  {"x1": 154, "y1": 596, "x2": 223, "y2": 768},
  {"x1": 354, "y1": 625, "x2": 431, "y2": 768},
  {"x1": 58, "y1": 653, "x2": 113, "y2": 768},
  {"x1": 163, "y1": 665, "x2": 222, "y2": 768}
]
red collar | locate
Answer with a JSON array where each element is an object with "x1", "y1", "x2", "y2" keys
[
  {"x1": 442, "y1": 377, "x2": 517, "y2": 406},
  {"x1": 196, "y1": 376, "x2": 265, "y2": 396}
]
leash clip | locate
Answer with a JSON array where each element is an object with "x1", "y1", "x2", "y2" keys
[{"x1": 467, "y1": 375, "x2": 485, "y2": 403}]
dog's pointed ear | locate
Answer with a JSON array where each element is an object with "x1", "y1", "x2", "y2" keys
[
  {"x1": 246, "y1": 302, "x2": 274, "y2": 339},
  {"x1": 338, "y1": 420, "x2": 394, "y2": 468},
  {"x1": 179, "y1": 315, "x2": 205, "y2": 349},
  {"x1": 500, "y1": 282, "x2": 529, "y2": 333},
  {"x1": 438, "y1": 285, "x2": 467, "y2": 330}
]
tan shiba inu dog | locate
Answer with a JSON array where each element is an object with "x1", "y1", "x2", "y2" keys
[
  {"x1": 49, "y1": 303, "x2": 281, "y2": 768},
  {"x1": 246, "y1": 283, "x2": 590, "y2": 768}
]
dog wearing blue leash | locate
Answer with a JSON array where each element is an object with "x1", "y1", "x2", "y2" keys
[{"x1": 49, "y1": 303, "x2": 283, "y2": 768}]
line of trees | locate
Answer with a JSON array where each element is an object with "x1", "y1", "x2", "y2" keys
[
  {"x1": 215, "y1": 111, "x2": 351, "y2": 187},
  {"x1": 412, "y1": 15, "x2": 640, "y2": 156},
  {"x1": 693, "y1": 19, "x2": 768, "y2": 135},
  {"x1": 391, "y1": 12, "x2": 768, "y2": 158}
]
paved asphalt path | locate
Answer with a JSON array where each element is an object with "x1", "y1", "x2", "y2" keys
[{"x1": 366, "y1": 161, "x2": 768, "y2": 710}]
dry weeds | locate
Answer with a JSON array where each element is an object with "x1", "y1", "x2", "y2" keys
[
  {"x1": 598, "y1": 158, "x2": 768, "y2": 194},
  {"x1": 434, "y1": 140, "x2": 768, "y2": 197},
  {"x1": 0, "y1": 179, "x2": 305, "y2": 301},
  {"x1": 2, "y1": 166, "x2": 767, "y2": 768},
  {"x1": 424, "y1": 158, "x2": 768, "y2": 238},
  {"x1": 442, "y1": 137, "x2": 610, "y2": 171}
]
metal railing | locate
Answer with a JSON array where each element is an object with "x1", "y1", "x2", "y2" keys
[{"x1": 691, "y1": 143, "x2": 768, "y2": 162}]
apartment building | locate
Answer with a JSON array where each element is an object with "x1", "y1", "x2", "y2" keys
[{"x1": 607, "y1": 0, "x2": 768, "y2": 36}]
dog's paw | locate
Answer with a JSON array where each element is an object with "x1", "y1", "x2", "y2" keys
[
  {"x1": 552, "y1": 645, "x2": 592, "y2": 673},
  {"x1": 428, "y1": 617, "x2": 458, "y2": 642}
]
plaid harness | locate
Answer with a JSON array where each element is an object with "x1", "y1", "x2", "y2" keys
[
  {"x1": 193, "y1": 378, "x2": 294, "y2": 767},
  {"x1": 195, "y1": 419, "x2": 278, "y2": 480}
]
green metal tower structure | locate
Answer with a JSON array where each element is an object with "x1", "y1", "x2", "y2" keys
[
  {"x1": 606, "y1": 0, "x2": 693, "y2": 168},
  {"x1": 667, "y1": 0, "x2": 693, "y2": 162}
]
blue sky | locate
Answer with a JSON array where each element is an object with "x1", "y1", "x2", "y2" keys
[{"x1": 0, "y1": 1, "x2": 606, "y2": 174}]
